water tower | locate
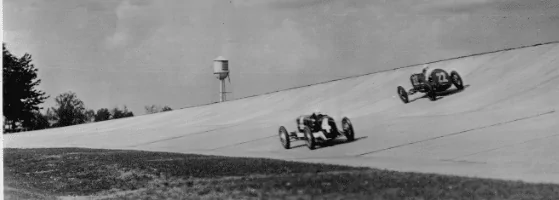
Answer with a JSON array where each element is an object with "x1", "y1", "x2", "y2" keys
[{"x1": 213, "y1": 56, "x2": 230, "y2": 102}]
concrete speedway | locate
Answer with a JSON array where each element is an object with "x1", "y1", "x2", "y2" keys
[{"x1": 5, "y1": 42, "x2": 559, "y2": 184}]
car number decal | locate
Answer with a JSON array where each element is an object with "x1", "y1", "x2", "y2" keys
[{"x1": 436, "y1": 72, "x2": 448, "y2": 83}]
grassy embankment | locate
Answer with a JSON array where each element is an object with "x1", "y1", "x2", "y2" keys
[{"x1": 4, "y1": 148, "x2": 559, "y2": 199}]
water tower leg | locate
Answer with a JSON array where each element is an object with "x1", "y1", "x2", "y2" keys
[
  {"x1": 220, "y1": 79, "x2": 226, "y2": 102},
  {"x1": 222, "y1": 80, "x2": 226, "y2": 102}
]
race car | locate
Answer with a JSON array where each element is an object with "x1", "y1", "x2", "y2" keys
[
  {"x1": 278, "y1": 112, "x2": 355, "y2": 150},
  {"x1": 397, "y1": 67, "x2": 464, "y2": 103}
]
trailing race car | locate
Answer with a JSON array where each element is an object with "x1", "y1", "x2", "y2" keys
[
  {"x1": 278, "y1": 112, "x2": 355, "y2": 150},
  {"x1": 397, "y1": 67, "x2": 464, "y2": 103}
]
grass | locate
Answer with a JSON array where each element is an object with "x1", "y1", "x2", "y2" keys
[{"x1": 4, "y1": 148, "x2": 559, "y2": 200}]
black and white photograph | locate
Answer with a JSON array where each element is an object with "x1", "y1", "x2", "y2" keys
[{"x1": 3, "y1": 0, "x2": 559, "y2": 199}]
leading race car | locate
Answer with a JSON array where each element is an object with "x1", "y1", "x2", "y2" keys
[
  {"x1": 397, "y1": 66, "x2": 464, "y2": 103},
  {"x1": 278, "y1": 112, "x2": 355, "y2": 150}
]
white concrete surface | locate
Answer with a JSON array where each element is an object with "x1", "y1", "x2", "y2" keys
[{"x1": 4, "y1": 42, "x2": 559, "y2": 183}]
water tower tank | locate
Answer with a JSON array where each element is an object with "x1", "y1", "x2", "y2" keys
[{"x1": 213, "y1": 56, "x2": 229, "y2": 80}]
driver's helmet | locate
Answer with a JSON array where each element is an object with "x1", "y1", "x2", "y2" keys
[{"x1": 311, "y1": 110, "x2": 323, "y2": 119}]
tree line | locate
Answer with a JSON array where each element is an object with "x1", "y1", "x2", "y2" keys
[{"x1": 3, "y1": 43, "x2": 173, "y2": 133}]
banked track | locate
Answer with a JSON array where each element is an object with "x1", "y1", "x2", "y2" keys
[{"x1": 5, "y1": 42, "x2": 559, "y2": 183}]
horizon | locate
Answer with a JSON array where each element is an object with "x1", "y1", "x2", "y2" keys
[{"x1": 4, "y1": 0, "x2": 559, "y2": 115}]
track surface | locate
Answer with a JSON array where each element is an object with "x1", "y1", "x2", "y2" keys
[{"x1": 5, "y1": 43, "x2": 559, "y2": 183}]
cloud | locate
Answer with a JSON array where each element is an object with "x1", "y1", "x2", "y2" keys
[
  {"x1": 105, "y1": 31, "x2": 129, "y2": 49},
  {"x1": 231, "y1": 18, "x2": 319, "y2": 74},
  {"x1": 105, "y1": 0, "x2": 164, "y2": 49},
  {"x1": 2, "y1": 30, "x2": 34, "y2": 56},
  {"x1": 3, "y1": 0, "x2": 120, "y2": 64}
]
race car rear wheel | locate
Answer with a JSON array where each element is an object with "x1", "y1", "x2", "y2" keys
[
  {"x1": 279, "y1": 126, "x2": 290, "y2": 149},
  {"x1": 342, "y1": 117, "x2": 355, "y2": 142},
  {"x1": 450, "y1": 71, "x2": 464, "y2": 90},
  {"x1": 397, "y1": 86, "x2": 409, "y2": 104},
  {"x1": 304, "y1": 127, "x2": 316, "y2": 150}
]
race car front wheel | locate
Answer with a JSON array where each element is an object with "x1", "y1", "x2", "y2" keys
[
  {"x1": 397, "y1": 86, "x2": 409, "y2": 104},
  {"x1": 450, "y1": 71, "x2": 464, "y2": 90},
  {"x1": 279, "y1": 126, "x2": 290, "y2": 149},
  {"x1": 304, "y1": 127, "x2": 316, "y2": 150}
]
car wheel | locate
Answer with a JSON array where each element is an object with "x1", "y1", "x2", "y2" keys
[
  {"x1": 397, "y1": 86, "x2": 409, "y2": 104},
  {"x1": 450, "y1": 71, "x2": 464, "y2": 90},
  {"x1": 342, "y1": 117, "x2": 355, "y2": 142},
  {"x1": 279, "y1": 126, "x2": 290, "y2": 149},
  {"x1": 304, "y1": 127, "x2": 316, "y2": 150}
]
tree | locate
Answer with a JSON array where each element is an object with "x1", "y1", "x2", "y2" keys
[
  {"x1": 21, "y1": 110, "x2": 50, "y2": 131},
  {"x1": 145, "y1": 104, "x2": 172, "y2": 114},
  {"x1": 94, "y1": 108, "x2": 111, "y2": 122},
  {"x1": 111, "y1": 105, "x2": 134, "y2": 119},
  {"x1": 51, "y1": 91, "x2": 87, "y2": 127},
  {"x1": 3, "y1": 43, "x2": 49, "y2": 132},
  {"x1": 162, "y1": 106, "x2": 172, "y2": 112},
  {"x1": 84, "y1": 109, "x2": 95, "y2": 123},
  {"x1": 145, "y1": 105, "x2": 159, "y2": 114},
  {"x1": 45, "y1": 108, "x2": 57, "y2": 126}
]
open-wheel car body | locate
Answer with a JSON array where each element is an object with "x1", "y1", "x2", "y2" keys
[
  {"x1": 397, "y1": 68, "x2": 464, "y2": 103},
  {"x1": 278, "y1": 113, "x2": 355, "y2": 150}
]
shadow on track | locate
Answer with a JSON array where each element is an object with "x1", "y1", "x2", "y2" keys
[
  {"x1": 289, "y1": 136, "x2": 368, "y2": 149},
  {"x1": 437, "y1": 84, "x2": 471, "y2": 97},
  {"x1": 408, "y1": 84, "x2": 471, "y2": 102}
]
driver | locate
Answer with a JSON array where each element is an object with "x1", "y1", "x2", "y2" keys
[
  {"x1": 422, "y1": 64, "x2": 434, "y2": 82},
  {"x1": 309, "y1": 111, "x2": 325, "y2": 131},
  {"x1": 296, "y1": 111, "x2": 323, "y2": 131},
  {"x1": 310, "y1": 111, "x2": 324, "y2": 122}
]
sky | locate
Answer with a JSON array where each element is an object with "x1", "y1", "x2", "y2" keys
[{"x1": 4, "y1": 0, "x2": 559, "y2": 115}]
